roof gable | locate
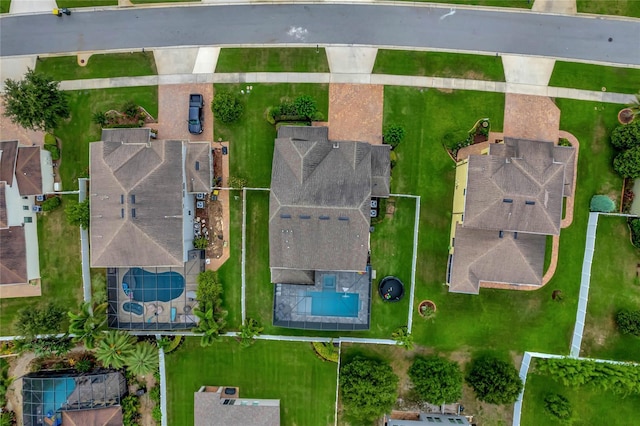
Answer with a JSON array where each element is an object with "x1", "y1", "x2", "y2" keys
[
  {"x1": 15, "y1": 146, "x2": 42, "y2": 196},
  {"x1": 0, "y1": 140, "x2": 18, "y2": 185}
]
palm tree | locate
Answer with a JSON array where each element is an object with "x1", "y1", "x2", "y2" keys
[
  {"x1": 192, "y1": 304, "x2": 226, "y2": 347},
  {"x1": 628, "y1": 92, "x2": 640, "y2": 117},
  {"x1": 95, "y1": 330, "x2": 136, "y2": 369},
  {"x1": 238, "y1": 318, "x2": 264, "y2": 348},
  {"x1": 391, "y1": 326, "x2": 415, "y2": 351},
  {"x1": 68, "y1": 302, "x2": 107, "y2": 349},
  {"x1": 126, "y1": 342, "x2": 159, "y2": 376}
]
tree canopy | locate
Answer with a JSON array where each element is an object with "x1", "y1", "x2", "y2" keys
[
  {"x1": 383, "y1": 124, "x2": 406, "y2": 148},
  {"x1": 613, "y1": 146, "x2": 640, "y2": 178},
  {"x1": 339, "y1": 357, "x2": 398, "y2": 423},
  {"x1": 465, "y1": 356, "x2": 523, "y2": 405},
  {"x1": 408, "y1": 356, "x2": 463, "y2": 405},
  {"x1": 65, "y1": 199, "x2": 90, "y2": 229},
  {"x1": 3, "y1": 68, "x2": 70, "y2": 132},
  {"x1": 14, "y1": 303, "x2": 65, "y2": 338},
  {"x1": 611, "y1": 121, "x2": 640, "y2": 150},
  {"x1": 212, "y1": 92, "x2": 243, "y2": 123}
]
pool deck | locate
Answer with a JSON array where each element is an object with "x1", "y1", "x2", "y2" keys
[{"x1": 273, "y1": 270, "x2": 371, "y2": 331}]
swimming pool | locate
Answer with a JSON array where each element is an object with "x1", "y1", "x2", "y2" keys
[
  {"x1": 42, "y1": 378, "x2": 75, "y2": 416},
  {"x1": 122, "y1": 268, "x2": 185, "y2": 302},
  {"x1": 307, "y1": 291, "x2": 359, "y2": 317}
]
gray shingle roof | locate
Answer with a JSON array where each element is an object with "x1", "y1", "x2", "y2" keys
[
  {"x1": 449, "y1": 224, "x2": 545, "y2": 294},
  {"x1": 269, "y1": 127, "x2": 378, "y2": 274},
  {"x1": 0, "y1": 226, "x2": 27, "y2": 285},
  {"x1": 463, "y1": 138, "x2": 571, "y2": 236},
  {"x1": 371, "y1": 145, "x2": 391, "y2": 197},
  {"x1": 15, "y1": 146, "x2": 42, "y2": 196},
  {"x1": 194, "y1": 392, "x2": 280, "y2": 426},
  {"x1": 89, "y1": 139, "x2": 184, "y2": 267},
  {"x1": 185, "y1": 142, "x2": 212, "y2": 193},
  {"x1": 101, "y1": 128, "x2": 151, "y2": 144},
  {"x1": 0, "y1": 140, "x2": 18, "y2": 185},
  {"x1": 270, "y1": 268, "x2": 315, "y2": 285}
]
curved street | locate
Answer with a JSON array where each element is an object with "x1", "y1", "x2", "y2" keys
[{"x1": 1, "y1": 3, "x2": 639, "y2": 65}]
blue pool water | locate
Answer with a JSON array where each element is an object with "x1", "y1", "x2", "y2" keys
[
  {"x1": 122, "y1": 268, "x2": 185, "y2": 302},
  {"x1": 43, "y1": 378, "x2": 75, "y2": 416},
  {"x1": 307, "y1": 291, "x2": 359, "y2": 317},
  {"x1": 322, "y1": 275, "x2": 336, "y2": 289}
]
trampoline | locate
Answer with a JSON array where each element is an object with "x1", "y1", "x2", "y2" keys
[{"x1": 378, "y1": 276, "x2": 404, "y2": 302}]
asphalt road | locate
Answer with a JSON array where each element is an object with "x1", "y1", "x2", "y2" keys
[{"x1": 0, "y1": 4, "x2": 639, "y2": 65}]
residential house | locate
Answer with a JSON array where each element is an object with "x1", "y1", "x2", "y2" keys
[
  {"x1": 269, "y1": 126, "x2": 390, "y2": 330},
  {"x1": 89, "y1": 129, "x2": 211, "y2": 330},
  {"x1": 447, "y1": 137, "x2": 575, "y2": 294},
  {"x1": 0, "y1": 140, "x2": 54, "y2": 298},
  {"x1": 385, "y1": 412, "x2": 471, "y2": 426},
  {"x1": 194, "y1": 385, "x2": 280, "y2": 426}
]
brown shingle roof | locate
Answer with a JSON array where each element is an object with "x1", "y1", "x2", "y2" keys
[
  {"x1": 371, "y1": 144, "x2": 391, "y2": 197},
  {"x1": 0, "y1": 182, "x2": 8, "y2": 229},
  {"x1": 0, "y1": 140, "x2": 18, "y2": 185},
  {"x1": 0, "y1": 226, "x2": 27, "y2": 285},
  {"x1": 89, "y1": 139, "x2": 184, "y2": 267},
  {"x1": 61, "y1": 407, "x2": 123, "y2": 426},
  {"x1": 463, "y1": 138, "x2": 570, "y2": 236},
  {"x1": 449, "y1": 224, "x2": 545, "y2": 294},
  {"x1": 15, "y1": 146, "x2": 42, "y2": 196}
]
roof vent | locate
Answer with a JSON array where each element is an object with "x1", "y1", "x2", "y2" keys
[
  {"x1": 333, "y1": 142, "x2": 339, "y2": 149},
  {"x1": 280, "y1": 214, "x2": 291, "y2": 219},
  {"x1": 503, "y1": 198, "x2": 513, "y2": 203},
  {"x1": 514, "y1": 232, "x2": 518, "y2": 239},
  {"x1": 525, "y1": 200, "x2": 535, "y2": 205},
  {"x1": 120, "y1": 194, "x2": 124, "y2": 204},
  {"x1": 120, "y1": 209, "x2": 124, "y2": 218},
  {"x1": 131, "y1": 208, "x2": 136, "y2": 218},
  {"x1": 131, "y1": 194, "x2": 136, "y2": 204},
  {"x1": 319, "y1": 215, "x2": 330, "y2": 220},
  {"x1": 499, "y1": 230, "x2": 503, "y2": 238},
  {"x1": 195, "y1": 161, "x2": 200, "y2": 171},
  {"x1": 338, "y1": 216, "x2": 349, "y2": 221},
  {"x1": 299, "y1": 214, "x2": 311, "y2": 219}
]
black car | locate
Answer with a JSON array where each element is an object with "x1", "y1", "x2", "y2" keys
[{"x1": 188, "y1": 94, "x2": 204, "y2": 134}]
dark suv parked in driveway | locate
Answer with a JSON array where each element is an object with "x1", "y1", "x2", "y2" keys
[{"x1": 188, "y1": 94, "x2": 204, "y2": 134}]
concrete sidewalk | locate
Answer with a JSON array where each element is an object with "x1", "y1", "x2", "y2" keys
[{"x1": 56, "y1": 72, "x2": 636, "y2": 105}]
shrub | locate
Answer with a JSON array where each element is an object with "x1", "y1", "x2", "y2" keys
[
  {"x1": 614, "y1": 146, "x2": 640, "y2": 178},
  {"x1": 44, "y1": 133, "x2": 57, "y2": 145},
  {"x1": 383, "y1": 124, "x2": 406, "y2": 148},
  {"x1": 544, "y1": 393, "x2": 572, "y2": 421},
  {"x1": 92, "y1": 111, "x2": 108, "y2": 127},
  {"x1": 293, "y1": 95, "x2": 317, "y2": 119},
  {"x1": 122, "y1": 101, "x2": 139, "y2": 119},
  {"x1": 212, "y1": 92, "x2": 244, "y2": 123},
  {"x1": 163, "y1": 336, "x2": 183, "y2": 354},
  {"x1": 616, "y1": 309, "x2": 640, "y2": 336},
  {"x1": 558, "y1": 137, "x2": 572, "y2": 147},
  {"x1": 611, "y1": 121, "x2": 640, "y2": 150},
  {"x1": 444, "y1": 130, "x2": 473, "y2": 154},
  {"x1": 589, "y1": 195, "x2": 616, "y2": 212},
  {"x1": 65, "y1": 199, "x2": 90, "y2": 229},
  {"x1": 408, "y1": 356, "x2": 463, "y2": 405},
  {"x1": 75, "y1": 358, "x2": 94, "y2": 373},
  {"x1": 121, "y1": 394, "x2": 141, "y2": 426},
  {"x1": 312, "y1": 341, "x2": 339, "y2": 363},
  {"x1": 44, "y1": 144, "x2": 60, "y2": 161},
  {"x1": 227, "y1": 176, "x2": 247, "y2": 189},
  {"x1": 14, "y1": 303, "x2": 65, "y2": 337},
  {"x1": 193, "y1": 235, "x2": 208, "y2": 249},
  {"x1": 0, "y1": 410, "x2": 16, "y2": 426},
  {"x1": 152, "y1": 406, "x2": 162, "y2": 423},
  {"x1": 41, "y1": 196, "x2": 61, "y2": 211},
  {"x1": 466, "y1": 356, "x2": 523, "y2": 405},
  {"x1": 630, "y1": 218, "x2": 640, "y2": 248}
]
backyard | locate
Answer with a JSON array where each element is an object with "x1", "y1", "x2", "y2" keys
[
  {"x1": 34, "y1": 52, "x2": 157, "y2": 81},
  {"x1": 215, "y1": 48, "x2": 330, "y2": 73},
  {"x1": 580, "y1": 216, "x2": 640, "y2": 362},
  {"x1": 0, "y1": 197, "x2": 83, "y2": 336},
  {"x1": 521, "y1": 360, "x2": 640, "y2": 425},
  {"x1": 165, "y1": 338, "x2": 337, "y2": 426}
]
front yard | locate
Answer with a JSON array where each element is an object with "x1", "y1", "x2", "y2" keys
[
  {"x1": 215, "y1": 48, "x2": 330, "y2": 73},
  {"x1": 165, "y1": 338, "x2": 337, "y2": 425},
  {"x1": 548, "y1": 61, "x2": 640, "y2": 93},
  {"x1": 35, "y1": 52, "x2": 157, "y2": 81}
]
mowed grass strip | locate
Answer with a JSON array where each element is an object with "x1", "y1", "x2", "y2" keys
[
  {"x1": 56, "y1": 0, "x2": 117, "y2": 6},
  {"x1": 396, "y1": 0, "x2": 531, "y2": 8},
  {"x1": 216, "y1": 192, "x2": 243, "y2": 330},
  {"x1": 549, "y1": 61, "x2": 640, "y2": 94},
  {"x1": 373, "y1": 50, "x2": 506, "y2": 81},
  {"x1": 215, "y1": 48, "x2": 330, "y2": 73},
  {"x1": 0, "y1": 0, "x2": 10, "y2": 13},
  {"x1": 577, "y1": 0, "x2": 640, "y2": 18},
  {"x1": 580, "y1": 216, "x2": 640, "y2": 362},
  {"x1": 521, "y1": 362, "x2": 640, "y2": 425},
  {"x1": 0, "y1": 197, "x2": 83, "y2": 336},
  {"x1": 165, "y1": 338, "x2": 337, "y2": 425},
  {"x1": 35, "y1": 52, "x2": 157, "y2": 81},
  {"x1": 56, "y1": 86, "x2": 158, "y2": 190}
]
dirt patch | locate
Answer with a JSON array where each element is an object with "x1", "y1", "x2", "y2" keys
[
  {"x1": 328, "y1": 84, "x2": 383, "y2": 145},
  {"x1": 436, "y1": 88, "x2": 454, "y2": 94}
]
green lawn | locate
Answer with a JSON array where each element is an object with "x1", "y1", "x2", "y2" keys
[
  {"x1": 35, "y1": 52, "x2": 157, "y2": 81},
  {"x1": 166, "y1": 338, "x2": 337, "y2": 426},
  {"x1": 55, "y1": 86, "x2": 158, "y2": 190},
  {"x1": 56, "y1": 0, "x2": 117, "y2": 7},
  {"x1": 580, "y1": 216, "x2": 640, "y2": 362},
  {"x1": 577, "y1": 0, "x2": 640, "y2": 17},
  {"x1": 216, "y1": 193, "x2": 243, "y2": 330},
  {"x1": 521, "y1": 363, "x2": 640, "y2": 425},
  {"x1": 132, "y1": 0, "x2": 195, "y2": 3},
  {"x1": 399, "y1": 0, "x2": 531, "y2": 7},
  {"x1": 373, "y1": 50, "x2": 505, "y2": 81},
  {"x1": 548, "y1": 61, "x2": 640, "y2": 94},
  {"x1": 0, "y1": 197, "x2": 83, "y2": 336},
  {"x1": 215, "y1": 48, "x2": 330, "y2": 73},
  {"x1": 0, "y1": 0, "x2": 10, "y2": 13}
]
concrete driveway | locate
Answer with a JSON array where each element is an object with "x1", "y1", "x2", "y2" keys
[{"x1": 156, "y1": 84, "x2": 213, "y2": 142}]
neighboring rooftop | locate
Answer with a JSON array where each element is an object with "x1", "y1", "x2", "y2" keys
[
  {"x1": 0, "y1": 140, "x2": 18, "y2": 185},
  {"x1": 0, "y1": 226, "x2": 27, "y2": 285},
  {"x1": 194, "y1": 386, "x2": 280, "y2": 426},
  {"x1": 385, "y1": 412, "x2": 471, "y2": 426},
  {"x1": 61, "y1": 407, "x2": 123, "y2": 426}
]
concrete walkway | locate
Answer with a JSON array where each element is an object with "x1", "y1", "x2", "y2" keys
[
  {"x1": 53, "y1": 73, "x2": 636, "y2": 105},
  {"x1": 9, "y1": 0, "x2": 56, "y2": 14}
]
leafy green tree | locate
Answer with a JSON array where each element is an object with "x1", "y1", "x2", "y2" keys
[
  {"x1": 192, "y1": 304, "x2": 226, "y2": 347},
  {"x1": 466, "y1": 356, "x2": 523, "y2": 405},
  {"x1": 616, "y1": 309, "x2": 640, "y2": 336},
  {"x1": 68, "y1": 301, "x2": 107, "y2": 349},
  {"x1": 611, "y1": 121, "x2": 640, "y2": 150},
  {"x1": 391, "y1": 326, "x2": 414, "y2": 351},
  {"x1": 65, "y1": 199, "x2": 90, "y2": 229},
  {"x1": 126, "y1": 342, "x2": 159, "y2": 376},
  {"x1": 613, "y1": 146, "x2": 640, "y2": 178},
  {"x1": 196, "y1": 271, "x2": 223, "y2": 307},
  {"x1": 95, "y1": 330, "x2": 136, "y2": 369},
  {"x1": 339, "y1": 357, "x2": 398, "y2": 423},
  {"x1": 408, "y1": 356, "x2": 463, "y2": 405},
  {"x1": 3, "y1": 68, "x2": 70, "y2": 132},
  {"x1": 293, "y1": 95, "x2": 317, "y2": 119},
  {"x1": 238, "y1": 318, "x2": 263, "y2": 348},
  {"x1": 544, "y1": 393, "x2": 573, "y2": 421},
  {"x1": 14, "y1": 303, "x2": 65, "y2": 338},
  {"x1": 589, "y1": 195, "x2": 616, "y2": 213},
  {"x1": 212, "y1": 92, "x2": 243, "y2": 123},
  {"x1": 383, "y1": 124, "x2": 406, "y2": 148}
]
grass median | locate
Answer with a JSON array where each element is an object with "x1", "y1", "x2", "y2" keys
[
  {"x1": 549, "y1": 61, "x2": 640, "y2": 94},
  {"x1": 216, "y1": 48, "x2": 330, "y2": 73},
  {"x1": 35, "y1": 52, "x2": 157, "y2": 81}
]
